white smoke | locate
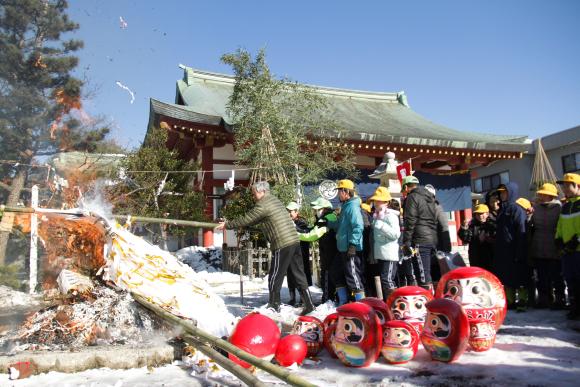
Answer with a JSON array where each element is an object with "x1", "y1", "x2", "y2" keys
[{"x1": 78, "y1": 179, "x2": 114, "y2": 221}]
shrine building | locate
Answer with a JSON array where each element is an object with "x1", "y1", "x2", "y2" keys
[{"x1": 146, "y1": 65, "x2": 531, "y2": 246}]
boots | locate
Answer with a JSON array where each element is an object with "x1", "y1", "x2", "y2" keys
[
  {"x1": 299, "y1": 288, "x2": 315, "y2": 316},
  {"x1": 516, "y1": 287, "x2": 528, "y2": 312},
  {"x1": 505, "y1": 287, "x2": 516, "y2": 309},
  {"x1": 384, "y1": 288, "x2": 395, "y2": 302},
  {"x1": 420, "y1": 283, "x2": 434, "y2": 294},
  {"x1": 288, "y1": 288, "x2": 297, "y2": 306},
  {"x1": 336, "y1": 287, "x2": 348, "y2": 306},
  {"x1": 267, "y1": 292, "x2": 281, "y2": 313},
  {"x1": 567, "y1": 287, "x2": 580, "y2": 320},
  {"x1": 354, "y1": 291, "x2": 365, "y2": 301}
]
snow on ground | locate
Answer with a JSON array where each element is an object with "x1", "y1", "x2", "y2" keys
[
  {"x1": 0, "y1": 286, "x2": 42, "y2": 309},
  {"x1": 6, "y1": 270, "x2": 580, "y2": 386},
  {"x1": 175, "y1": 246, "x2": 223, "y2": 273}
]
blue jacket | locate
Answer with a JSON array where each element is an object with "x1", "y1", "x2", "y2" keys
[{"x1": 334, "y1": 196, "x2": 364, "y2": 252}]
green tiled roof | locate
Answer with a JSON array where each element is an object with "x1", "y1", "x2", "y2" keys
[{"x1": 155, "y1": 65, "x2": 530, "y2": 152}]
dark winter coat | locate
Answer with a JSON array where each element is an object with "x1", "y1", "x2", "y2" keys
[
  {"x1": 530, "y1": 200, "x2": 562, "y2": 260},
  {"x1": 403, "y1": 186, "x2": 438, "y2": 247},
  {"x1": 493, "y1": 182, "x2": 528, "y2": 288},
  {"x1": 315, "y1": 211, "x2": 339, "y2": 270},
  {"x1": 435, "y1": 202, "x2": 452, "y2": 253},
  {"x1": 458, "y1": 218, "x2": 495, "y2": 271},
  {"x1": 294, "y1": 216, "x2": 311, "y2": 265},
  {"x1": 226, "y1": 193, "x2": 299, "y2": 251}
]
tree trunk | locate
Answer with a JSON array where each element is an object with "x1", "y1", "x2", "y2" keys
[{"x1": 0, "y1": 167, "x2": 28, "y2": 265}]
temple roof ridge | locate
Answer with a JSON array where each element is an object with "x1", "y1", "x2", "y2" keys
[{"x1": 178, "y1": 64, "x2": 402, "y2": 103}]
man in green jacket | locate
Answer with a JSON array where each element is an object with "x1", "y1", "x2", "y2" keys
[
  {"x1": 556, "y1": 173, "x2": 580, "y2": 320},
  {"x1": 216, "y1": 181, "x2": 314, "y2": 315}
]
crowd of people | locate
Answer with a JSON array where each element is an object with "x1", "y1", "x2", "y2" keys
[{"x1": 217, "y1": 172, "x2": 580, "y2": 321}]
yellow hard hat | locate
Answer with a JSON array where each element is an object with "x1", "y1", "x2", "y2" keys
[
  {"x1": 337, "y1": 179, "x2": 355, "y2": 190},
  {"x1": 536, "y1": 183, "x2": 558, "y2": 197},
  {"x1": 473, "y1": 204, "x2": 489, "y2": 214},
  {"x1": 557, "y1": 173, "x2": 580, "y2": 185},
  {"x1": 361, "y1": 203, "x2": 372, "y2": 213},
  {"x1": 516, "y1": 198, "x2": 532, "y2": 210},
  {"x1": 369, "y1": 186, "x2": 392, "y2": 203}
]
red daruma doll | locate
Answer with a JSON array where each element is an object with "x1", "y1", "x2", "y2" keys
[
  {"x1": 323, "y1": 312, "x2": 338, "y2": 358},
  {"x1": 436, "y1": 266, "x2": 507, "y2": 351},
  {"x1": 292, "y1": 315, "x2": 324, "y2": 357},
  {"x1": 381, "y1": 320, "x2": 419, "y2": 364},
  {"x1": 468, "y1": 317, "x2": 496, "y2": 352},
  {"x1": 332, "y1": 302, "x2": 382, "y2": 367},
  {"x1": 421, "y1": 298, "x2": 469, "y2": 362},
  {"x1": 228, "y1": 313, "x2": 281, "y2": 368},
  {"x1": 360, "y1": 297, "x2": 392, "y2": 327},
  {"x1": 386, "y1": 286, "x2": 433, "y2": 334}
]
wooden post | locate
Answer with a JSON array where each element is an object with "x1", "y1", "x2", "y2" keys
[
  {"x1": 374, "y1": 276, "x2": 383, "y2": 300},
  {"x1": 239, "y1": 264, "x2": 244, "y2": 306},
  {"x1": 248, "y1": 248, "x2": 254, "y2": 280},
  {"x1": 29, "y1": 185, "x2": 38, "y2": 294}
]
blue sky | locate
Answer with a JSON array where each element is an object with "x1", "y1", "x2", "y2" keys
[{"x1": 67, "y1": 0, "x2": 580, "y2": 149}]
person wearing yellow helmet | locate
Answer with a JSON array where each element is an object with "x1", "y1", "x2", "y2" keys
[
  {"x1": 555, "y1": 173, "x2": 580, "y2": 320},
  {"x1": 458, "y1": 204, "x2": 495, "y2": 272},
  {"x1": 530, "y1": 183, "x2": 564, "y2": 309},
  {"x1": 331, "y1": 179, "x2": 366, "y2": 305},
  {"x1": 369, "y1": 186, "x2": 401, "y2": 299}
]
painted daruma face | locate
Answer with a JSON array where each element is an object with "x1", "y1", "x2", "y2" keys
[
  {"x1": 436, "y1": 267, "x2": 507, "y2": 330},
  {"x1": 443, "y1": 278, "x2": 493, "y2": 308},
  {"x1": 332, "y1": 302, "x2": 382, "y2": 367},
  {"x1": 420, "y1": 298, "x2": 469, "y2": 363},
  {"x1": 386, "y1": 286, "x2": 433, "y2": 334},
  {"x1": 292, "y1": 316, "x2": 324, "y2": 357},
  {"x1": 469, "y1": 318, "x2": 496, "y2": 352},
  {"x1": 323, "y1": 313, "x2": 338, "y2": 358},
  {"x1": 381, "y1": 320, "x2": 419, "y2": 364}
]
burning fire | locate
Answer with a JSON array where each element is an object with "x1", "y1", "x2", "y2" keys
[{"x1": 37, "y1": 213, "x2": 107, "y2": 289}]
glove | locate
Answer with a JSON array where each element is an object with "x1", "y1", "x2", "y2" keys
[
  {"x1": 402, "y1": 244, "x2": 414, "y2": 257},
  {"x1": 347, "y1": 244, "x2": 357, "y2": 258}
]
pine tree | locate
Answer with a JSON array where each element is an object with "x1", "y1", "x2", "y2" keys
[
  {"x1": 107, "y1": 127, "x2": 207, "y2": 246},
  {"x1": 220, "y1": 48, "x2": 355, "y2": 206},
  {"x1": 0, "y1": 0, "x2": 112, "y2": 264}
]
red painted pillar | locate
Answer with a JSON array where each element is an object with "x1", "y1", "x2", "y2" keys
[{"x1": 203, "y1": 229, "x2": 214, "y2": 247}]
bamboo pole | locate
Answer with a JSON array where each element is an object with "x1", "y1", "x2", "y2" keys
[
  {"x1": 183, "y1": 335, "x2": 267, "y2": 387},
  {"x1": 131, "y1": 293, "x2": 316, "y2": 387},
  {"x1": 0, "y1": 206, "x2": 217, "y2": 229}
]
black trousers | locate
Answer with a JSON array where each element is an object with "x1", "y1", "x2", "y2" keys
[
  {"x1": 333, "y1": 252, "x2": 365, "y2": 293},
  {"x1": 288, "y1": 242, "x2": 313, "y2": 289},
  {"x1": 417, "y1": 245, "x2": 435, "y2": 286},
  {"x1": 270, "y1": 243, "x2": 309, "y2": 296},
  {"x1": 535, "y1": 258, "x2": 565, "y2": 301},
  {"x1": 377, "y1": 260, "x2": 398, "y2": 292}
]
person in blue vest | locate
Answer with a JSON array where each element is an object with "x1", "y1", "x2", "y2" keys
[{"x1": 329, "y1": 179, "x2": 365, "y2": 305}]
